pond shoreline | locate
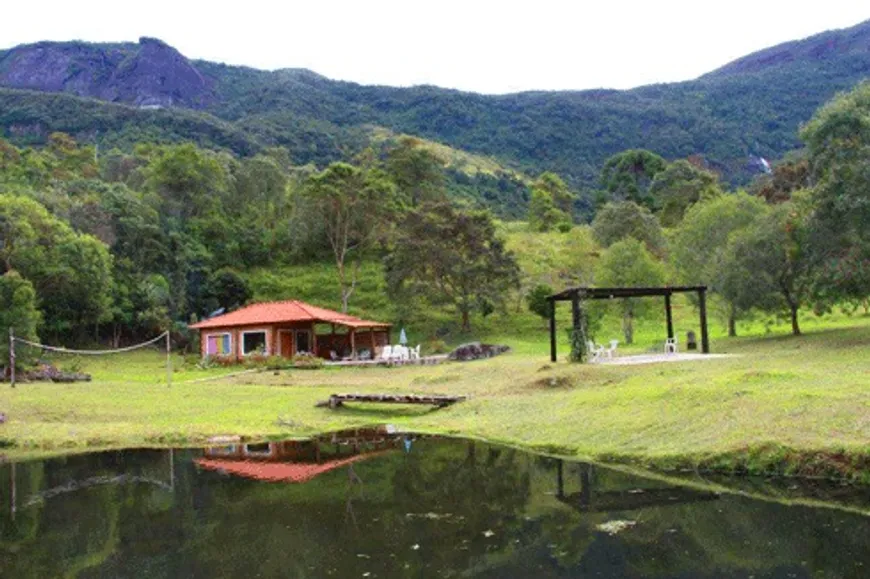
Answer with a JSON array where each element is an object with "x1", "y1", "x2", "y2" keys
[
  {"x1": 5, "y1": 426, "x2": 870, "y2": 485},
  {"x1": 4, "y1": 323, "x2": 870, "y2": 482}
]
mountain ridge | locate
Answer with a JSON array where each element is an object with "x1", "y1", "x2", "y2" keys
[{"x1": 1, "y1": 20, "x2": 869, "y2": 198}]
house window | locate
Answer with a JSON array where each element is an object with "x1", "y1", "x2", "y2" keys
[
  {"x1": 206, "y1": 333, "x2": 232, "y2": 356},
  {"x1": 244, "y1": 442, "x2": 272, "y2": 457},
  {"x1": 207, "y1": 445, "x2": 238, "y2": 456},
  {"x1": 242, "y1": 331, "x2": 267, "y2": 355}
]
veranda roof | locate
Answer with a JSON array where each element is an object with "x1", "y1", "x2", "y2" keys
[{"x1": 189, "y1": 300, "x2": 391, "y2": 330}]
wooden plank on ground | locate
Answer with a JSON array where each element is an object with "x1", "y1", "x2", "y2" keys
[{"x1": 317, "y1": 393, "x2": 467, "y2": 409}]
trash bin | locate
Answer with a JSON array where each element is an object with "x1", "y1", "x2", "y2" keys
[{"x1": 686, "y1": 330, "x2": 697, "y2": 351}]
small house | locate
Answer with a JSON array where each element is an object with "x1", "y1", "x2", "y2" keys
[{"x1": 189, "y1": 300, "x2": 391, "y2": 361}]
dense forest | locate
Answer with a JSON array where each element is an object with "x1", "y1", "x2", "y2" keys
[
  {"x1": 2, "y1": 21, "x2": 870, "y2": 361},
  {"x1": 2, "y1": 77, "x2": 870, "y2": 362},
  {"x1": 2, "y1": 19, "x2": 870, "y2": 203}
]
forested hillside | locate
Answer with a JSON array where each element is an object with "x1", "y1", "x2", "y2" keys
[
  {"x1": 1, "y1": 19, "x2": 870, "y2": 205},
  {"x1": 3, "y1": 23, "x2": 870, "y2": 357}
]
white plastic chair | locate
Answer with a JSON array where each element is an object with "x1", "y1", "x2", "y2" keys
[
  {"x1": 605, "y1": 340, "x2": 619, "y2": 359},
  {"x1": 665, "y1": 337, "x2": 678, "y2": 354},
  {"x1": 380, "y1": 345, "x2": 393, "y2": 360},
  {"x1": 411, "y1": 345, "x2": 421, "y2": 360},
  {"x1": 390, "y1": 345, "x2": 408, "y2": 362},
  {"x1": 587, "y1": 340, "x2": 604, "y2": 362}
]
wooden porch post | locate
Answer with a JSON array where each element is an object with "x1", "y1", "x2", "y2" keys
[
  {"x1": 350, "y1": 329, "x2": 356, "y2": 359},
  {"x1": 699, "y1": 288, "x2": 710, "y2": 354},
  {"x1": 312, "y1": 322, "x2": 318, "y2": 356},
  {"x1": 549, "y1": 298, "x2": 557, "y2": 363},
  {"x1": 664, "y1": 293, "x2": 674, "y2": 340},
  {"x1": 370, "y1": 327, "x2": 375, "y2": 354}
]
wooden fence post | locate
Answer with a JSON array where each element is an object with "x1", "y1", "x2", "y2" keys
[
  {"x1": 9, "y1": 327, "x2": 15, "y2": 389},
  {"x1": 165, "y1": 331, "x2": 172, "y2": 388}
]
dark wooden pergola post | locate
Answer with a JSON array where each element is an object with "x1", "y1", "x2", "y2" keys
[
  {"x1": 548, "y1": 298, "x2": 557, "y2": 363},
  {"x1": 664, "y1": 293, "x2": 674, "y2": 340},
  {"x1": 698, "y1": 288, "x2": 710, "y2": 354},
  {"x1": 350, "y1": 329, "x2": 356, "y2": 359}
]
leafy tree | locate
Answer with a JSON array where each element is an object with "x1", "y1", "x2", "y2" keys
[
  {"x1": 800, "y1": 81, "x2": 870, "y2": 302},
  {"x1": 749, "y1": 156, "x2": 810, "y2": 204},
  {"x1": 591, "y1": 201, "x2": 666, "y2": 257},
  {"x1": 386, "y1": 203, "x2": 520, "y2": 331},
  {"x1": 144, "y1": 143, "x2": 230, "y2": 222},
  {"x1": 305, "y1": 162, "x2": 398, "y2": 312},
  {"x1": 204, "y1": 268, "x2": 251, "y2": 314},
  {"x1": 671, "y1": 193, "x2": 766, "y2": 336},
  {"x1": 595, "y1": 238, "x2": 665, "y2": 344},
  {"x1": 720, "y1": 194, "x2": 817, "y2": 335},
  {"x1": 648, "y1": 160, "x2": 721, "y2": 226},
  {"x1": 540, "y1": 173, "x2": 574, "y2": 215},
  {"x1": 527, "y1": 188, "x2": 570, "y2": 232},
  {"x1": 385, "y1": 137, "x2": 447, "y2": 207},
  {"x1": 599, "y1": 149, "x2": 667, "y2": 209},
  {"x1": 0, "y1": 271, "x2": 41, "y2": 369},
  {"x1": 0, "y1": 194, "x2": 113, "y2": 340},
  {"x1": 526, "y1": 284, "x2": 554, "y2": 327}
]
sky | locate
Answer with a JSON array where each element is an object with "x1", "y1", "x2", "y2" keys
[{"x1": 3, "y1": 1, "x2": 869, "y2": 94}]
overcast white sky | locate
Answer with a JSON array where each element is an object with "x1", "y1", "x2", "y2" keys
[{"x1": 3, "y1": 1, "x2": 868, "y2": 94}]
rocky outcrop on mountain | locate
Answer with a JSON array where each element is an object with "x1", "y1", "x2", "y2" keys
[{"x1": 0, "y1": 37, "x2": 213, "y2": 108}]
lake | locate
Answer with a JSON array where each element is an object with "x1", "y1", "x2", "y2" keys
[{"x1": 2, "y1": 429, "x2": 870, "y2": 578}]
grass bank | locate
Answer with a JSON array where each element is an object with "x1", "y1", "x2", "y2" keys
[{"x1": 3, "y1": 316, "x2": 870, "y2": 481}]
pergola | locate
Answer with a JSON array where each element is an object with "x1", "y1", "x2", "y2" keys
[{"x1": 546, "y1": 286, "x2": 709, "y2": 362}]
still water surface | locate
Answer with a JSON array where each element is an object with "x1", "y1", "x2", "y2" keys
[{"x1": 2, "y1": 431, "x2": 870, "y2": 578}]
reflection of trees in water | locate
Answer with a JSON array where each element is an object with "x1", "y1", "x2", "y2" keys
[
  {"x1": 6, "y1": 445, "x2": 870, "y2": 577},
  {"x1": 0, "y1": 450, "x2": 178, "y2": 578}
]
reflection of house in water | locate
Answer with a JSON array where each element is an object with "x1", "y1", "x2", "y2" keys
[
  {"x1": 195, "y1": 428, "x2": 406, "y2": 483},
  {"x1": 555, "y1": 460, "x2": 720, "y2": 512}
]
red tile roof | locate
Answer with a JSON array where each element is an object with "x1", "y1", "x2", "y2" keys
[
  {"x1": 194, "y1": 453, "x2": 386, "y2": 482},
  {"x1": 189, "y1": 300, "x2": 391, "y2": 330}
]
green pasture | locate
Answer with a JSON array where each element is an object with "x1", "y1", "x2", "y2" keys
[{"x1": 3, "y1": 309, "x2": 870, "y2": 480}]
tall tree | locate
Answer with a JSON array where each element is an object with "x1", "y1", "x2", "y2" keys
[
  {"x1": 0, "y1": 194, "x2": 113, "y2": 341},
  {"x1": 0, "y1": 270, "x2": 41, "y2": 369},
  {"x1": 749, "y1": 156, "x2": 810, "y2": 204},
  {"x1": 648, "y1": 160, "x2": 721, "y2": 226},
  {"x1": 595, "y1": 238, "x2": 665, "y2": 344},
  {"x1": 800, "y1": 81, "x2": 870, "y2": 302},
  {"x1": 671, "y1": 193, "x2": 766, "y2": 336},
  {"x1": 386, "y1": 203, "x2": 520, "y2": 331},
  {"x1": 599, "y1": 149, "x2": 667, "y2": 209},
  {"x1": 385, "y1": 137, "x2": 446, "y2": 207},
  {"x1": 720, "y1": 194, "x2": 817, "y2": 336},
  {"x1": 305, "y1": 162, "x2": 397, "y2": 312},
  {"x1": 591, "y1": 201, "x2": 666, "y2": 257},
  {"x1": 527, "y1": 172, "x2": 574, "y2": 231}
]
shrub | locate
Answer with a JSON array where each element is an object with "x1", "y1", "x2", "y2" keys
[
  {"x1": 291, "y1": 352, "x2": 323, "y2": 369},
  {"x1": 423, "y1": 339, "x2": 449, "y2": 355}
]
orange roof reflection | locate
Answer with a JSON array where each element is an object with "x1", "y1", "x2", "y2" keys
[{"x1": 195, "y1": 452, "x2": 387, "y2": 483}]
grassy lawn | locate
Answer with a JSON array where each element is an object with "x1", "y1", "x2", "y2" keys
[{"x1": 3, "y1": 311, "x2": 870, "y2": 479}]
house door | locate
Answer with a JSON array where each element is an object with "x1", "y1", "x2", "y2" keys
[
  {"x1": 279, "y1": 331, "x2": 293, "y2": 358},
  {"x1": 295, "y1": 330, "x2": 311, "y2": 355}
]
